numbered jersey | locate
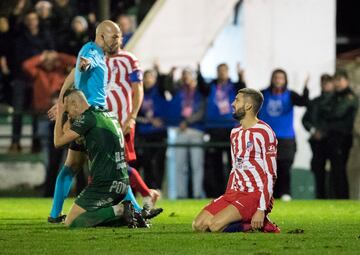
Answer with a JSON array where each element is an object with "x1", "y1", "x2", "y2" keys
[{"x1": 70, "y1": 106, "x2": 128, "y2": 185}]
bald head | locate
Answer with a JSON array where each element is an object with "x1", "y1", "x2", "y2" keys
[
  {"x1": 96, "y1": 20, "x2": 120, "y2": 35},
  {"x1": 95, "y1": 20, "x2": 122, "y2": 54}
]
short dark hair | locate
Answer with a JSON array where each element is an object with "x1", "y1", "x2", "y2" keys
[
  {"x1": 334, "y1": 70, "x2": 349, "y2": 80},
  {"x1": 238, "y1": 88, "x2": 264, "y2": 114},
  {"x1": 24, "y1": 9, "x2": 38, "y2": 18},
  {"x1": 217, "y1": 63, "x2": 228, "y2": 70},
  {"x1": 320, "y1": 74, "x2": 333, "y2": 85},
  {"x1": 143, "y1": 69, "x2": 155, "y2": 77}
]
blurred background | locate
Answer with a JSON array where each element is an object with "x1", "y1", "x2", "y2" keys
[{"x1": 0, "y1": 0, "x2": 359, "y2": 200}]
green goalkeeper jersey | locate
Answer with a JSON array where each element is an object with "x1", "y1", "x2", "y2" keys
[{"x1": 70, "y1": 106, "x2": 128, "y2": 185}]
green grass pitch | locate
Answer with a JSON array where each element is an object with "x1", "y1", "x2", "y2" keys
[{"x1": 0, "y1": 199, "x2": 359, "y2": 254}]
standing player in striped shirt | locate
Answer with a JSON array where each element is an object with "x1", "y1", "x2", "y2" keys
[
  {"x1": 192, "y1": 88, "x2": 280, "y2": 233},
  {"x1": 105, "y1": 34, "x2": 160, "y2": 211}
]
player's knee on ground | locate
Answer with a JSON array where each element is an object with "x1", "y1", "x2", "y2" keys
[
  {"x1": 64, "y1": 203, "x2": 86, "y2": 227},
  {"x1": 192, "y1": 219, "x2": 209, "y2": 232},
  {"x1": 64, "y1": 215, "x2": 73, "y2": 226},
  {"x1": 64, "y1": 211, "x2": 81, "y2": 227},
  {"x1": 208, "y1": 218, "x2": 226, "y2": 232},
  {"x1": 192, "y1": 220, "x2": 201, "y2": 231}
]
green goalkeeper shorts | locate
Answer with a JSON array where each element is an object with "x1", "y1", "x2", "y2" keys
[{"x1": 75, "y1": 181, "x2": 128, "y2": 211}]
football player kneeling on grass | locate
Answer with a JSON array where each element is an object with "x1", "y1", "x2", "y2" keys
[
  {"x1": 54, "y1": 89, "x2": 145, "y2": 228},
  {"x1": 192, "y1": 88, "x2": 280, "y2": 233}
]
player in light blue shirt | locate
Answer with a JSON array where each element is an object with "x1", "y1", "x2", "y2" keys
[{"x1": 74, "y1": 41, "x2": 107, "y2": 107}]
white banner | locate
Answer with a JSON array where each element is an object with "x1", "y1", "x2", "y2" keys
[{"x1": 243, "y1": 0, "x2": 336, "y2": 169}]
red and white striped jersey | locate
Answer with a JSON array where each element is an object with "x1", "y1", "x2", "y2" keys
[
  {"x1": 105, "y1": 50, "x2": 142, "y2": 125},
  {"x1": 226, "y1": 120, "x2": 277, "y2": 211}
]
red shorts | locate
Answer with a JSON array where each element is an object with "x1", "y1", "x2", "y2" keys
[
  {"x1": 124, "y1": 127, "x2": 136, "y2": 163},
  {"x1": 204, "y1": 191, "x2": 262, "y2": 222}
]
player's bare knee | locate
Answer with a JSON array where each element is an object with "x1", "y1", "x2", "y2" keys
[
  {"x1": 209, "y1": 219, "x2": 224, "y2": 232},
  {"x1": 192, "y1": 220, "x2": 202, "y2": 231},
  {"x1": 64, "y1": 216, "x2": 72, "y2": 227},
  {"x1": 193, "y1": 219, "x2": 211, "y2": 232}
]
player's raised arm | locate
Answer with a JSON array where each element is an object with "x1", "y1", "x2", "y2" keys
[
  {"x1": 53, "y1": 97, "x2": 79, "y2": 148},
  {"x1": 78, "y1": 48, "x2": 99, "y2": 72},
  {"x1": 48, "y1": 68, "x2": 75, "y2": 121},
  {"x1": 59, "y1": 68, "x2": 75, "y2": 99}
]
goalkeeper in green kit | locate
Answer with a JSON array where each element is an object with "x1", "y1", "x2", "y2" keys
[{"x1": 54, "y1": 89, "x2": 138, "y2": 228}]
